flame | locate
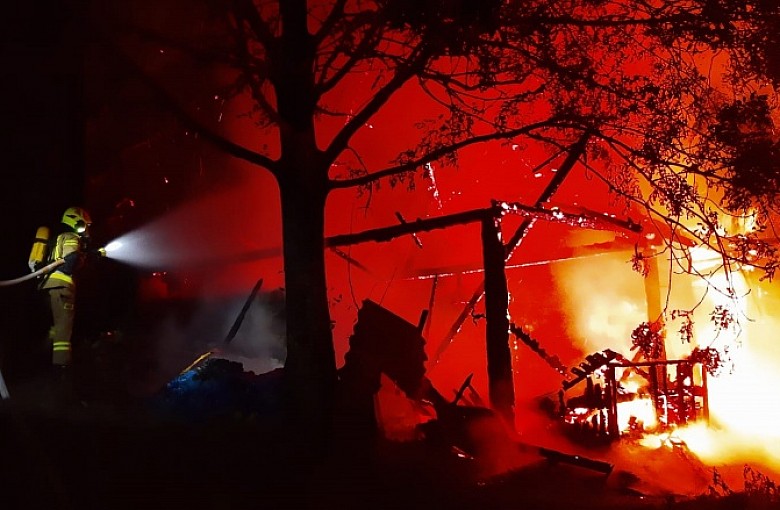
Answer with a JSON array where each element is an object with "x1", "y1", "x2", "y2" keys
[
  {"x1": 616, "y1": 397, "x2": 657, "y2": 431},
  {"x1": 669, "y1": 251, "x2": 780, "y2": 473},
  {"x1": 637, "y1": 429, "x2": 690, "y2": 450},
  {"x1": 689, "y1": 263, "x2": 780, "y2": 439},
  {"x1": 650, "y1": 422, "x2": 780, "y2": 475},
  {"x1": 707, "y1": 349, "x2": 780, "y2": 439},
  {"x1": 553, "y1": 221, "x2": 780, "y2": 472}
]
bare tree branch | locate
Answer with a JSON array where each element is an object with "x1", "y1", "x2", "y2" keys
[
  {"x1": 91, "y1": 17, "x2": 279, "y2": 174},
  {"x1": 231, "y1": 0, "x2": 277, "y2": 48},
  {"x1": 311, "y1": 0, "x2": 348, "y2": 46},
  {"x1": 329, "y1": 118, "x2": 570, "y2": 189},
  {"x1": 323, "y1": 43, "x2": 432, "y2": 164}
]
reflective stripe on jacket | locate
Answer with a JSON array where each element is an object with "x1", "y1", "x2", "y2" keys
[{"x1": 48, "y1": 272, "x2": 74, "y2": 285}]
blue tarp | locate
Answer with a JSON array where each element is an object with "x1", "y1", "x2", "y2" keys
[{"x1": 152, "y1": 358, "x2": 284, "y2": 423}]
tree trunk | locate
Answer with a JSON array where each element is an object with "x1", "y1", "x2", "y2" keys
[
  {"x1": 272, "y1": 0, "x2": 334, "y2": 451},
  {"x1": 278, "y1": 170, "x2": 336, "y2": 447}
]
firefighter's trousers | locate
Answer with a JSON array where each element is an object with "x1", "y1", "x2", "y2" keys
[{"x1": 47, "y1": 286, "x2": 75, "y2": 366}]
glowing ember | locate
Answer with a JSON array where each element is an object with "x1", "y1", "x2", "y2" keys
[
  {"x1": 424, "y1": 162, "x2": 443, "y2": 209},
  {"x1": 670, "y1": 423, "x2": 714, "y2": 456},
  {"x1": 616, "y1": 397, "x2": 657, "y2": 432}
]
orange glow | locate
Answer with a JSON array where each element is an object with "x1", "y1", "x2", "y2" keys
[
  {"x1": 644, "y1": 422, "x2": 780, "y2": 475},
  {"x1": 672, "y1": 423, "x2": 717, "y2": 457},
  {"x1": 647, "y1": 254, "x2": 780, "y2": 476},
  {"x1": 689, "y1": 266, "x2": 780, "y2": 438},
  {"x1": 707, "y1": 349, "x2": 780, "y2": 440},
  {"x1": 616, "y1": 397, "x2": 657, "y2": 431},
  {"x1": 554, "y1": 225, "x2": 780, "y2": 480},
  {"x1": 637, "y1": 429, "x2": 689, "y2": 450}
]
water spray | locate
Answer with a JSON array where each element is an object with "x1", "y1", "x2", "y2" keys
[
  {"x1": 99, "y1": 223, "x2": 233, "y2": 269},
  {"x1": 100, "y1": 231, "x2": 161, "y2": 267},
  {"x1": 103, "y1": 239, "x2": 125, "y2": 259}
]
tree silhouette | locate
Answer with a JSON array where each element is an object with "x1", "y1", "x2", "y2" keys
[{"x1": 92, "y1": 0, "x2": 780, "y2": 440}]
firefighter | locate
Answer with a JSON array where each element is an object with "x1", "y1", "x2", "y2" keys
[{"x1": 39, "y1": 207, "x2": 105, "y2": 383}]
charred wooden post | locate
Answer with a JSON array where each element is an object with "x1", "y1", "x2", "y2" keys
[
  {"x1": 417, "y1": 309, "x2": 429, "y2": 332},
  {"x1": 481, "y1": 210, "x2": 514, "y2": 426},
  {"x1": 562, "y1": 349, "x2": 620, "y2": 390},
  {"x1": 423, "y1": 276, "x2": 438, "y2": 338},
  {"x1": 510, "y1": 324, "x2": 568, "y2": 376},
  {"x1": 676, "y1": 362, "x2": 690, "y2": 423},
  {"x1": 432, "y1": 132, "x2": 593, "y2": 366},
  {"x1": 701, "y1": 366, "x2": 710, "y2": 423},
  {"x1": 538, "y1": 447, "x2": 614, "y2": 474},
  {"x1": 224, "y1": 278, "x2": 263, "y2": 345},
  {"x1": 642, "y1": 243, "x2": 670, "y2": 414},
  {"x1": 605, "y1": 365, "x2": 620, "y2": 438},
  {"x1": 649, "y1": 362, "x2": 660, "y2": 417},
  {"x1": 327, "y1": 202, "x2": 613, "y2": 248}
]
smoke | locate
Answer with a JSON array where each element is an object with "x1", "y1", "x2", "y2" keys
[
  {"x1": 552, "y1": 251, "x2": 646, "y2": 356},
  {"x1": 152, "y1": 288, "x2": 286, "y2": 378}
]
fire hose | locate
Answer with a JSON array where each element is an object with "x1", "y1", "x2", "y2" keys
[{"x1": 0, "y1": 259, "x2": 65, "y2": 287}]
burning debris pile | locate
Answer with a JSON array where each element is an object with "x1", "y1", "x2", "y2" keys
[
  {"x1": 549, "y1": 347, "x2": 710, "y2": 444},
  {"x1": 338, "y1": 300, "x2": 623, "y2": 479},
  {"x1": 138, "y1": 294, "x2": 780, "y2": 507},
  {"x1": 509, "y1": 309, "x2": 711, "y2": 446}
]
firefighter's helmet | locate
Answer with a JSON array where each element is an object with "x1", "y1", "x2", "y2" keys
[{"x1": 61, "y1": 207, "x2": 92, "y2": 234}]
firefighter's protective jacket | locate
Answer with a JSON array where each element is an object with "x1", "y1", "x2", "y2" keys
[{"x1": 41, "y1": 231, "x2": 83, "y2": 290}]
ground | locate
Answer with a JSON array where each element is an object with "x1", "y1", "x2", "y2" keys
[{"x1": 2, "y1": 365, "x2": 778, "y2": 510}]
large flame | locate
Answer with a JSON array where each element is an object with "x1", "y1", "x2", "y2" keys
[
  {"x1": 555, "y1": 241, "x2": 780, "y2": 475},
  {"x1": 690, "y1": 254, "x2": 780, "y2": 437},
  {"x1": 661, "y1": 248, "x2": 780, "y2": 473}
]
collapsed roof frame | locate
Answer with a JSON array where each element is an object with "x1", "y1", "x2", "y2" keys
[
  {"x1": 604, "y1": 359, "x2": 710, "y2": 438},
  {"x1": 326, "y1": 132, "x2": 641, "y2": 425}
]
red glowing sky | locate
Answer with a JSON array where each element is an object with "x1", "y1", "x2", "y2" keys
[
  {"x1": 101, "y1": 70, "x2": 643, "y2": 404},
  {"x1": 80, "y1": 0, "x2": 770, "y2": 414}
]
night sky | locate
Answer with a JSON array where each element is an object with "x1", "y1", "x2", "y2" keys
[
  {"x1": 3, "y1": 2, "x2": 85, "y2": 249},
  {"x1": 1, "y1": 2, "x2": 87, "y2": 380}
]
